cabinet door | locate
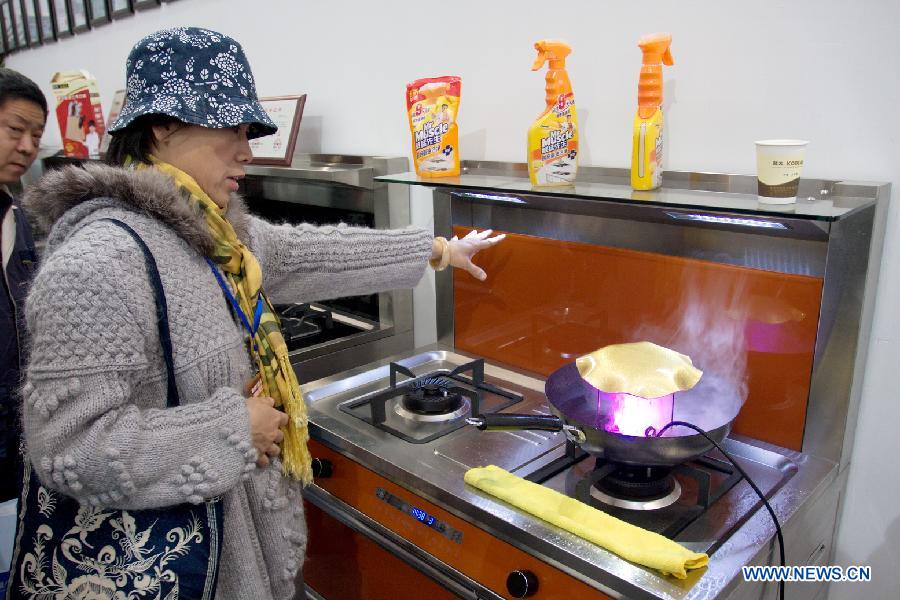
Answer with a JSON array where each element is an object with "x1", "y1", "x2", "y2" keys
[{"x1": 304, "y1": 500, "x2": 460, "y2": 600}]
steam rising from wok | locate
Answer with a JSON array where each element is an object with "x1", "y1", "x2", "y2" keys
[{"x1": 631, "y1": 273, "x2": 749, "y2": 436}]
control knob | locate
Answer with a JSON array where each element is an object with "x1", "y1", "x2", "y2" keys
[
  {"x1": 311, "y1": 458, "x2": 333, "y2": 479},
  {"x1": 506, "y1": 569, "x2": 538, "y2": 598}
]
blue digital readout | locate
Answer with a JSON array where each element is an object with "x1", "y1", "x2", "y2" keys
[
  {"x1": 409, "y1": 506, "x2": 436, "y2": 526},
  {"x1": 376, "y1": 487, "x2": 462, "y2": 543}
]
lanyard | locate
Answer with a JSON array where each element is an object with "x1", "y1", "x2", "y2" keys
[{"x1": 206, "y1": 258, "x2": 264, "y2": 338}]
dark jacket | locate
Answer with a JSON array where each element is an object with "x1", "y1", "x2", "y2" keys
[{"x1": 1, "y1": 190, "x2": 37, "y2": 501}]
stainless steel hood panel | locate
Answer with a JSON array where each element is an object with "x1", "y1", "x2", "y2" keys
[
  {"x1": 303, "y1": 346, "x2": 837, "y2": 600},
  {"x1": 245, "y1": 154, "x2": 408, "y2": 189},
  {"x1": 245, "y1": 163, "x2": 373, "y2": 188}
]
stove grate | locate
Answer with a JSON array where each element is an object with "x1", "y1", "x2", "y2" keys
[
  {"x1": 524, "y1": 440, "x2": 745, "y2": 540},
  {"x1": 340, "y1": 358, "x2": 524, "y2": 444}
]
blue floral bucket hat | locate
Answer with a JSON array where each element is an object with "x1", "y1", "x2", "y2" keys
[{"x1": 109, "y1": 27, "x2": 276, "y2": 139}]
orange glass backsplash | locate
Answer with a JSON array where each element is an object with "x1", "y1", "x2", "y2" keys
[{"x1": 452, "y1": 228, "x2": 824, "y2": 451}]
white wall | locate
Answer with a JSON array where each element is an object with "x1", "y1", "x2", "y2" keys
[{"x1": 7, "y1": 1, "x2": 900, "y2": 597}]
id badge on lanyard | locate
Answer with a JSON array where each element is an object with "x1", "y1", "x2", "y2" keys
[
  {"x1": 247, "y1": 373, "x2": 264, "y2": 397},
  {"x1": 206, "y1": 260, "x2": 269, "y2": 401},
  {"x1": 206, "y1": 258, "x2": 265, "y2": 344}
]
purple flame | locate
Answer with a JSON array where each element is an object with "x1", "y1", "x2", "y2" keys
[{"x1": 597, "y1": 390, "x2": 675, "y2": 437}]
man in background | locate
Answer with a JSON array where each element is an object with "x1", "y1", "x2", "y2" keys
[{"x1": 0, "y1": 68, "x2": 46, "y2": 505}]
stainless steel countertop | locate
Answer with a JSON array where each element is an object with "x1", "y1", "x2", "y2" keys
[{"x1": 303, "y1": 345, "x2": 838, "y2": 599}]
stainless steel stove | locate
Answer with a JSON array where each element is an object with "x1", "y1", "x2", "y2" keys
[
  {"x1": 296, "y1": 164, "x2": 890, "y2": 600},
  {"x1": 302, "y1": 348, "x2": 838, "y2": 600}
]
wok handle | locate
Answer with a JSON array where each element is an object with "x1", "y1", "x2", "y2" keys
[{"x1": 466, "y1": 413, "x2": 564, "y2": 432}]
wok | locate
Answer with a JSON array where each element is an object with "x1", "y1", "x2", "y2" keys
[{"x1": 466, "y1": 362, "x2": 735, "y2": 467}]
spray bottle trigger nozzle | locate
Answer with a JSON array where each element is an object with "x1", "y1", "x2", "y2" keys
[
  {"x1": 662, "y1": 47, "x2": 674, "y2": 66},
  {"x1": 532, "y1": 40, "x2": 572, "y2": 70}
]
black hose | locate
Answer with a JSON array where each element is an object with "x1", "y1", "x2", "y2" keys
[{"x1": 656, "y1": 421, "x2": 785, "y2": 600}]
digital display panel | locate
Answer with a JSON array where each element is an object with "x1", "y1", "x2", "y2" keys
[
  {"x1": 409, "y1": 506, "x2": 437, "y2": 526},
  {"x1": 376, "y1": 487, "x2": 463, "y2": 543}
]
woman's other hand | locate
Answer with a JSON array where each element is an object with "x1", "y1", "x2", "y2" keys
[
  {"x1": 449, "y1": 229, "x2": 506, "y2": 281},
  {"x1": 245, "y1": 396, "x2": 288, "y2": 468}
]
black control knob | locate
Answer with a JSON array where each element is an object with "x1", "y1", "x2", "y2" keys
[
  {"x1": 311, "y1": 458, "x2": 333, "y2": 479},
  {"x1": 506, "y1": 570, "x2": 538, "y2": 598}
]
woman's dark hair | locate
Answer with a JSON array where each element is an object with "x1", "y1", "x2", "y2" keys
[{"x1": 105, "y1": 113, "x2": 183, "y2": 166}]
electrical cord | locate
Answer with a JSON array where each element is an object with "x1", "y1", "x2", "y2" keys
[{"x1": 656, "y1": 420, "x2": 785, "y2": 600}]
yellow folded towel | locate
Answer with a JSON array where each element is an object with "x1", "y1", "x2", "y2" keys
[{"x1": 464, "y1": 465, "x2": 708, "y2": 579}]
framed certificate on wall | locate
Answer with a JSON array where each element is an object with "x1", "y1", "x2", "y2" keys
[
  {"x1": 249, "y1": 94, "x2": 306, "y2": 166},
  {"x1": 110, "y1": 0, "x2": 133, "y2": 17},
  {"x1": 36, "y1": 0, "x2": 56, "y2": 41},
  {"x1": 52, "y1": 0, "x2": 71, "y2": 37},
  {"x1": 89, "y1": 0, "x2": 112, "y2": 25},
  {"x1": 68, "y1": 0, "x2": 90, "y2": 33}
]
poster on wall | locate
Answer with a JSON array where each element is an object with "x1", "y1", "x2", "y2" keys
[
  {"x1": 249, "y1": 95, "x2": 306, "y2": 166},
  {"x1": 51, "y1": 70, "x2": 106, "y2": 159},
  {"x1": 56, "y1": 92, "x2": 89, "y2": 158}
]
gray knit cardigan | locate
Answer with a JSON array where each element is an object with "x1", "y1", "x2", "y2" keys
[{"x1": 17, "y1": 164, "x2": 433, "y2": 599}]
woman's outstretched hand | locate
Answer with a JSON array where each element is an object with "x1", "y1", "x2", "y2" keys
[{"x1": 448, "y1": 229, "x2": 506, "y2": 281}]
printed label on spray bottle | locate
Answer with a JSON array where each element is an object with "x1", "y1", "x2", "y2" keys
[
  {"x1": 529, "y1": 93, "x2": 578, "y2": 185},
  {"x1": 632, "y1": 108, "x2": 664, "y2": 189}
]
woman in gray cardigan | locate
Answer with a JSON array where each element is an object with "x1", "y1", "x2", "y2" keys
[{"x1": 10, "y1": 27, "x2": 501, "y2": 599}]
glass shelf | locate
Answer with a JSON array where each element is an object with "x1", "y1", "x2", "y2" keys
[{"x1": 377, "y1": 162, "x2": 886, "y2": 222}]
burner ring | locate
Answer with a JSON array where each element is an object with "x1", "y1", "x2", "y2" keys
[
  {"x1": 403, "y1": 378, "x2": 465, "y2": 414},
  {"x1": 597, "y1": 466, "x2": 675, "y2": 499},
  {"x1": 394, "y1": 397, "x2": 471, "y2": 423},
  {"x1": 589, "y1": 479, "x2": 682, "y2": 510},
  {"x1": 577, "y1": 464, "x2": 683, "y2": 511}
]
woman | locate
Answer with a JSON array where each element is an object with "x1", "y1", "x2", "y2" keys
[{"x1": 11, "y1": 27, "x2": 501, "y2": 599}]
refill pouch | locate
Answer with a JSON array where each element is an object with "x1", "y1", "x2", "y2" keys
[{"x1": 406, "y1": 76, "x2": 461, "y2": 177}]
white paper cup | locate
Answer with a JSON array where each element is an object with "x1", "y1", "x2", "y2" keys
[{"x1": 755, "y1": 140, "x2": 808, "y2": 204}]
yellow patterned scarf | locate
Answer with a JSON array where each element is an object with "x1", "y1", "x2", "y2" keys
[{"x1": 138, "y1": 156, "x2": 312, "y2": 484}]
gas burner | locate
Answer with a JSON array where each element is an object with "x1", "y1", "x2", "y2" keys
[
  {"x1": 395, "y1": 376, "x2": 471, "y2": 423},
  {"x1": 395, "y1": 398, "x2": 471, "y2": 423},
  {"x1": 531, "y1": 440, "x2": 747, "y2": 539},
  {"x1": 402, "y1": 377, "x2": 464, "y2": 414},
  {"x1": 586, "y1": 464, "x2": 682, "y2": 511}
]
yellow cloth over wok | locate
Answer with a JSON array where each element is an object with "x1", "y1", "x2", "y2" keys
[
  {"x1": 576, "y1": 341, "x2": 702, "y2": 398},
  {"x1": 464, "y1": 465, "x2": 708, "y2": 579}
]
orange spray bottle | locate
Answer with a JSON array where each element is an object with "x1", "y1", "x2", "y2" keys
[
  {"x1": 527, "y1": 40, "x2": 578, "y2": 186},
  {"x1": 631, "y1": 33, "x2": 674, "y2": 190}
]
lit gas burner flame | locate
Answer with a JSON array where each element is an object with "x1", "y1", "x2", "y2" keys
[{"x1": 597, "y1": 391, "x2": 675, "y2": 437}]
